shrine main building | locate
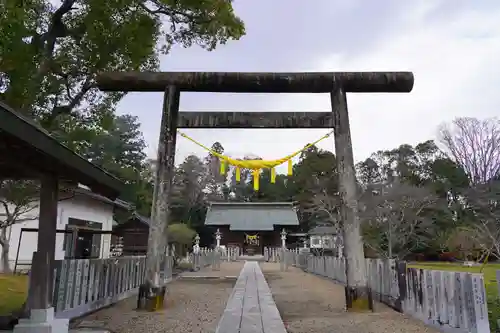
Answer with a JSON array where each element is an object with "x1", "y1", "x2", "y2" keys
[{"x1": 204, "y1": 202, "x2": 300, "y2": 255}]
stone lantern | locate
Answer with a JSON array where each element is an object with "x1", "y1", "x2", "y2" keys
[
  {"x1": 193, "y1": 233, "x2": 200, "y2": 253},
  {"x1": 215, "y1": 228, "x2": 222, "y2": 249},
  {"x1": 280, "y1": 229, "x2": 287, "y2": 248}
]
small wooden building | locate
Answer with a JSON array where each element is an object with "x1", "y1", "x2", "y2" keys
[
  {"x1": 112, "y1": 212, "x2": 150, "y2": 256},
  {"x1": 204, "y1": 202, "x2": 300, "y2": 255},
  {"x1": 308, "y1": 225, "x2": 339, "y2": 248},
  {"x1": 308, "y1": 225, "x2": 343, "y2": 256}
]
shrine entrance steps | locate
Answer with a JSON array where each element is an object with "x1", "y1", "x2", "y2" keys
[{"x1": 215, "y1": 261, "x2": 287, "y2": 333}]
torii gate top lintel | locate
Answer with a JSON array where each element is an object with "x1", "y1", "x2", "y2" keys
[{"x1": 96, "y1": 71, "x2": 414, "y2": 94}]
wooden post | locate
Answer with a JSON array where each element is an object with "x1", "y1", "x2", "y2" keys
[
  {"x1": 28, "y1": 175, "x2": 58, "y2": 311},
  {"x1": 138, "y1": 85, "x2": 180, "y2": 311},
  {"x1": 395, "y1": 261, "x2": 407, "y2": 312},
  {"x1": 331, "y1": 87, "x2": 373, "y2": 312}
]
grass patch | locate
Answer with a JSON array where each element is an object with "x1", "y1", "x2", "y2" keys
[
  {"x1": 0, "y1": 274, "x2": 28, "y2": 316},
  {"x1": 177, "y1": 262, "x2": 193, "y2": 271},
  {"x1": 409, "y1": 262, "x2": 500, "y2": 331}
]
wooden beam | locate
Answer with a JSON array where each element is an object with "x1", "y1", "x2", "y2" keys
[
  {"x1": 96, "y1": 71, "x2": 414, "y2": 93},
  {"x1": 28, "y1": 174, "x2": 58, "y2": 310},
  {"x1": 177, "y1": 112, "x2": 335, "y2": 128}
]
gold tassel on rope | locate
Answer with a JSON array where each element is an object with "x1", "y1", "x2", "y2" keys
[
  {"x1": 253, "y1": 169, "x2": 260, "y2": 191},
  {"x1": 270, "y1": 167, "x2": 276, "y2": 183},
  {"x1": 178, "y1": 130, "x2": 334, "y2": 190},
  {"x1": 219, "y1": 159, "x2": 226, "y2": 175},
  {"x1": 235, "y1": 167, "x2": 241, "y2": 182}
]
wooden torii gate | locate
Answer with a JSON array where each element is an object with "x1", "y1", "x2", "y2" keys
[{"x1": 96, "y1": 71, "x2": 414, "y2": 311}]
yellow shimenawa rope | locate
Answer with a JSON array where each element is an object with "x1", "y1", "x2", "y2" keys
[{"x1": 178, "y1": 130, "x2": 334, "y2": 190}]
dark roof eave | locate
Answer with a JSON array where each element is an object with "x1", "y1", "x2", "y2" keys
[
  {"x1": 71, "y1": 188, "x2": 132, "y2": 210},
  {"x1": 308, "y1": 226, "x2": 338, "y2": 235},
  {"x1": 0, "y1": 101, "x2": 124, "y2": 199},
  {"x1": 112, "y1": 212, "x2": 151, "y2": 230},
  {"x1": 133, "y1": 212, "x2": 151, "y2": 226}
]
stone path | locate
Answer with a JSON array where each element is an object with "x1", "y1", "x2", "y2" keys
[
  {"x1": 215, "y1": 261, "x2": 286, "y2": 333},
  {"x1": 72, "y1": 262, "x2": 244, "y2": 333},
  {"x1": 261, "y1": 263, "x2": 439, "y2": 333}
]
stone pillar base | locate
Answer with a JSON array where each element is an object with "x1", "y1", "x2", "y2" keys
[
  {"x1": 137, "y1": 282, "x2": 167, "y2": 311},
  {"x1": 14, "y1": 308, "x2": 69, "y2": 333},
  {"x1": 345, "y1": 286, "x2": 374, "y2": 312}
]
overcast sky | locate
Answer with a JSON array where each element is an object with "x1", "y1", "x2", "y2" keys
[{"x1": 116, "y1": 0, "x2": 500, "y2": 173}]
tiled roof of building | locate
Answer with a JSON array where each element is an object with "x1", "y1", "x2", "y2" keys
[
  {"x1": 308, "y1": 225, "x2": 338, "y2": 235},
  {"x1": 204, "y1": 202, "x2": 299, "y2": 231}
]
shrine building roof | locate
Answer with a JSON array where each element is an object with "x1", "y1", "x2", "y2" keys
[{"x1": 204, "y1": 202, "x2": 299, "y2": 231}]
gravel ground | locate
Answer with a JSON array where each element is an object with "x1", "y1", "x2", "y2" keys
[
  {"x1": 72, "y1": 263, "x2": 244, "y2": 333},
  {"x1": 180, "y1": 262, "x2": 244, "y2": 278},
  {"x1": 261, "y1": 263, "x2": 440, "y2": 333}
]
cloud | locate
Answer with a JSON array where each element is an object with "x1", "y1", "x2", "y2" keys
[
  {"x1": 267, "y1": 0, "x2": 500, "y2": 163},
  {"x1": 115, "y1": 0, "x2": 500, "y2": 174}
]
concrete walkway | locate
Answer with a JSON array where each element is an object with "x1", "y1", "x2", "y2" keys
[{"x1": 261, "y1": 263, "x2": 439, "y2": 333}]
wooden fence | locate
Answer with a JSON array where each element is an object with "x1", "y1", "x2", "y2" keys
[
  {"x1": 264, "y1": 247, "x2": 281, "y2": 262},
  {"x1": 191, "y1": 250, "x2": 225, "y2": 271},
  {"x1": 265, "y1": 247, "x2": 300, "y2": 262},
  {"x1": 185, "y1": 247, "x2": 240, "y2": 263},
  {"x1": 222, "y1": 247, "x2": 240, "y2": 262},
  {"x1": 51, "y1": 255, "x2": 173, "y2": 319},
  {"x1": 294, "y1": 254, "x2": 491, "y2": 333}
]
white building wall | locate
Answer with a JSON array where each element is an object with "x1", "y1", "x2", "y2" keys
[{"x1": 5, "y1": 195, "x2": 114, "y2": 271}]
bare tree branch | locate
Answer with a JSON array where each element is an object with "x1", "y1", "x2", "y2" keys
[
  {"x1": 0, "y1": 180, "x2": 39, "y2": 229},
  {"x1": 0, "y1": 180, "x2": 40, "y2": 272},
  {"x1": 360, "y1": 180, "x2": 439, "y2": 259},
  {"x1": 465, "y1": 180, "x2": 500, "y2": 258},
  {"x1": 439, "y1": 117, "x2": 500, "y2": 184},
  {"x1": 303, "y1": 189, "x2": 340, "y2": 231}
]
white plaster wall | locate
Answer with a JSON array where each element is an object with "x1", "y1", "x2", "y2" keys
[{"x1": 4, "y1": 195, "x2": 114, "y2": 271}]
